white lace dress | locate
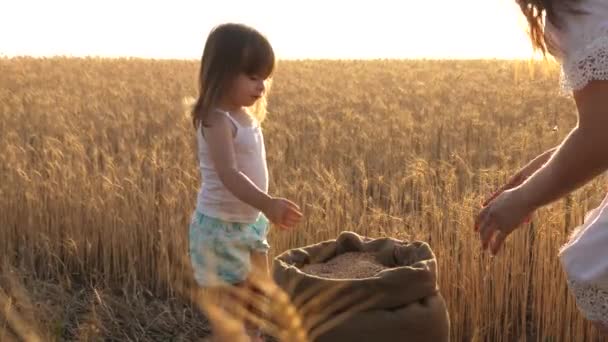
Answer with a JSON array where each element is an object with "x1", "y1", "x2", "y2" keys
[
  {"x1": 560, "y1": 195, "x2": 608, "y2": 326},
  {"x1": 544, "y1": 0, "x2": 608, "y2": 326}
]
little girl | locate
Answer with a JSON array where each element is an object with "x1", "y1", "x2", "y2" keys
[
  {"x1": 189, "y1": 23, "x2": 303, "y2": 341},
  {"x1": 476, "y1": 0, "x2": 608, "y2": 333}
]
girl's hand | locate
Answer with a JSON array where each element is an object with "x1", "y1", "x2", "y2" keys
[
  {"x1": 475, "y1": 188, "x2": 535, "y2": 255},
  {"x1": 263, "y1": 197, "x2": 303, "y2": 229}
]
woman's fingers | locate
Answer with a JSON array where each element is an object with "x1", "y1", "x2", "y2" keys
[
  {"x1": 474, "y1": 206, "x2": 490, "y2": 232},
  {"x1": 490, "y1": 230, "x2": 508, "y2": 255},
  {"x1": 477, "y1": 208, "x2": 497, "y2": 250}
]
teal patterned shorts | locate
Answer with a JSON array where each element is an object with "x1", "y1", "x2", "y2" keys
[{"x1": 189, "y1": 211, "x2": 270, "y2": 286}]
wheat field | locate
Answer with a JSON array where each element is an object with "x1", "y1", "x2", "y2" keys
[{"x1": 1, "y1": 57, "x2": 606, "y2": 341}]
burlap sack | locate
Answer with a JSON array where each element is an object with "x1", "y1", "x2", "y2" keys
[{"x1": 273, "y1": 231, "x2": 450, "y2": 342}]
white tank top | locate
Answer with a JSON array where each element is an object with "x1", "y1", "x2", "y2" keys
[{"x1": 195, "y1": 109, "x2": 268, "y2": 223}]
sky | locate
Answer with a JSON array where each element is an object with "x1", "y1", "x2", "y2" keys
[{"x1": 0, "y1": 0, "x2": 539, "y2": 60}]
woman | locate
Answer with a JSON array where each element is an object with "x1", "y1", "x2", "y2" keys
[{"x1": 476, "y1": 0, "x2": 608, "y2": 333}]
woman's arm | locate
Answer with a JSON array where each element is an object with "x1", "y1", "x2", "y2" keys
[
  {"x1": 516, "y1": 80, "x2": 608, "y2": 211},
  {"x1": 476, "y1": 81, "x2": 608, "y2": 255},
  {"x1": 483, "y1": 146, "x2": 558, "y2": 206}
]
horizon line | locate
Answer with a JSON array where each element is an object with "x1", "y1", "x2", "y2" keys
[{"x1": 0, "y1": 53, "x2": 548, "y2": 62}]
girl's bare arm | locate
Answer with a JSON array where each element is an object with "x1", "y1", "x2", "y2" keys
[{"x1": 202, "y1": 113, "x2": 272, "y2": 212}]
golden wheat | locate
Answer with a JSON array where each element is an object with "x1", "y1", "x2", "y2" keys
[{"x1": 1, "y1": 57, "x2": 607, "y2": 341}]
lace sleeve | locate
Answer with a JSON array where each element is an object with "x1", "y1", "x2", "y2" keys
[
  {"x1": 567, "y1": 279, "x2": 608, "y2": 325},
  {"x1": 561, "y1": 35, "x2": 608, "y2": 92}
]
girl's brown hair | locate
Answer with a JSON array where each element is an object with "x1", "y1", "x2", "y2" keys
[{"x1": 191, "y1": 23, "x2": 275, "y2": 129}]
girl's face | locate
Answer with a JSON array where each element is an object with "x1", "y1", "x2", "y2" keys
[{"x1": 227, "y1": 73, "x2": 267, "y2": 108}]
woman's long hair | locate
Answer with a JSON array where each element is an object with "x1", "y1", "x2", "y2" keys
[{"x1": 517, "y1": 0, "x2": 581, "y2": 54}]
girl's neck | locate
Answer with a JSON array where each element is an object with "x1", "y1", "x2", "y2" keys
[
  {"x1": 217, "y1": 105, "x2": 249, "y2": 118},
  {"x1": 217, "y1": 98, "x2": 242, "y2": 113}
]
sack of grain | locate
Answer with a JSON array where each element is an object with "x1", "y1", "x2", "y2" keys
[{"x1": 272, "y1": 231, "x2": 450, "y2": 342}]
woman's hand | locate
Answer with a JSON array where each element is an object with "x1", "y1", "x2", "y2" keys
[{"x1": 475, "y1": 187, "x2": 536, "y2": 255}]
